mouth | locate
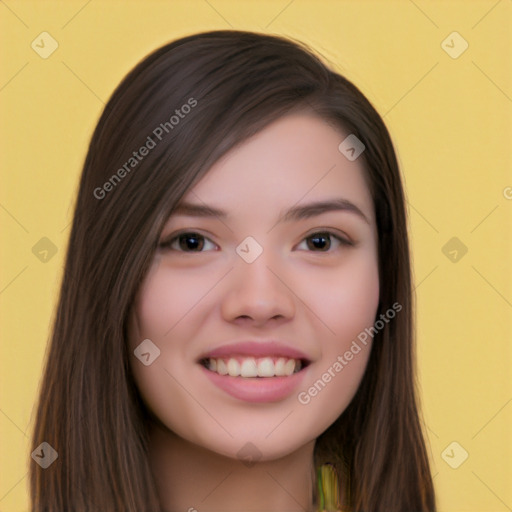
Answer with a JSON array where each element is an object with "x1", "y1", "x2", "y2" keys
[
  {"x1": 196, "y1": 341, "x2": 313, "y2": 402},
  {"x1": 198, "y1": 356, "x2": 311, "y2": 378}
]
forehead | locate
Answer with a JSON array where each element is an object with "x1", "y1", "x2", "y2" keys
[{"x1": 178, "y1": 112, "x2": 374, "y2": 224}]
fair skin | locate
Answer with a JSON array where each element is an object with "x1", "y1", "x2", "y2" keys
[{"x1": 128, "y1": 112, "x2": 380, "y2": 512}]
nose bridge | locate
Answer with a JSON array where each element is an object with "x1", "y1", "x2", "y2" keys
[
  {"x1": 234, "y1": 235, "x2": 281, "y2": 292},
  {"x1": 220, "y1": 235, "x2": 295, "y2": 322}
]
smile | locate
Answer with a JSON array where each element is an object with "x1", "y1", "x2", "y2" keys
[{"x1": 200, "y1": 356, "x2": 308, "y2": 378}]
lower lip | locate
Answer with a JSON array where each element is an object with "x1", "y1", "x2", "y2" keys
[{"x1": 199, "y1": 364, "x2": 308, "y2": 403}]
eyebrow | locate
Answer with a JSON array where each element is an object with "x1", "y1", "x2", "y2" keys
[{"x1": 171, "y1": 198, "x2": 370, "y2": 225}]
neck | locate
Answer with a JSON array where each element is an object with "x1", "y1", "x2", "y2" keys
[{"x1": 147, "y1": 420, "x2": 317, "y2": 512}]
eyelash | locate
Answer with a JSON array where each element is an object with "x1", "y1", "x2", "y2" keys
[{"x1": 158, "y1": 230, "x2": 354, "y2": 254}]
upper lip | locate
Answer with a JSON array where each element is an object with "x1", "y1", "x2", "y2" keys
[{"x1": 197, "y1": 341, "x2": 312, "y2": 362}]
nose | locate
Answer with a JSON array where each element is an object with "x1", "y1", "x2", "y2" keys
[{"x1": 220, "y1": 247, "x2": 296, "y2": 327}]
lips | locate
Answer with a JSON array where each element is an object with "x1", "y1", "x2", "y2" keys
[
  {"x1": 196, "y1": 341, "x2": 312, "y2": 402},
  {"x1": 196, "y1": 340, "x2": 312, "y2": 363},
  {"x1": 197, "y1": 341, "x2": 312, "y2": 378}
]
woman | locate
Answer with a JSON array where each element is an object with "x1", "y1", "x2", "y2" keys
[{"x1": 30, "y1": 30, "x2": 436, "y2": 511}]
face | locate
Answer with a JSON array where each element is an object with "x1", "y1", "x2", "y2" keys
[{"x1": 128, "y1": 112, "x2": 380, "y2": 462}]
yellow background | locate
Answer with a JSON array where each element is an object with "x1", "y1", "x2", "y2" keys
[{"x1": 1, "y1": 1, "x2": 511, "y2": 510}]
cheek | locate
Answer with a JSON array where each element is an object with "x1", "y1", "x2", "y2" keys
[
  {"x1": 137, "y1": 265, "x2": 187, "y2": 338},
  {"x1": 127, "y1": 270, "x2": 177, "y2": 419},
  {"x1": 127, "y1": 287, "x2": 197, "y2": 437},
  {"x1": 133, "y1": 261, "x2": 214, "y2": 341},
  {"x1": 295, "y1": 251, "x2": 379, "y2": 425},
  {"x1": 136, "y1": 279, "x2": 173, "y2": 339},
  {"x1": 307, "y1": 250, "x2": 380, "y2": 342},
  {"x1": 127, "y1": 264, "x2": 221, "y2": 432}
]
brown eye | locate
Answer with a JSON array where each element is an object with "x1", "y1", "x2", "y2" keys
[
  {"x1": 299, "y1": 231, "x2": 353, "y2": 253},
  {"x1": 306, "y1": 232, "x2": 331, "y2": 251},
  {"x1": 178, "y1": 233, "x2": 204, "y2": 251},
  {"x1": 159, "y1": 232, "x2": 216, "y2": 252}
]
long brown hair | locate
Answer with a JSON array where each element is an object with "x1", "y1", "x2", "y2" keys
[{"x1": 29, "y1": 30, "x2": 436, "y2": 511}]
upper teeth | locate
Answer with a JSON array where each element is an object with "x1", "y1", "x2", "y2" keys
[{"x1": 206, "y1": 357, "x2": 302, "y2": 377}]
